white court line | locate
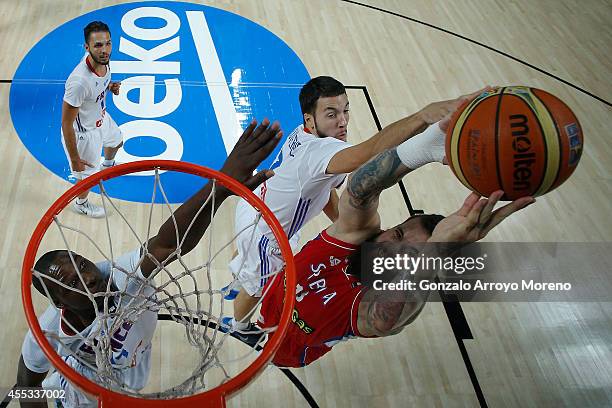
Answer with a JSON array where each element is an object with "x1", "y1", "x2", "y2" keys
[{"x1": 186, "y1": 10, "x2": 242, "y2": 155}]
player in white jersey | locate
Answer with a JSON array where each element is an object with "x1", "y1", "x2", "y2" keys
[
  {"x1": 17, "y1": 119, "x2": 283, "y2": 408},
  {"x1": 20, "y1": 248, "x2": 156, "y2": 407},
  {"x1": 225, "y1": 76, "x2": 480, "y2": 335},
  {"x1": 61, "y1": 21, "x2": 123, "y2": 218}
]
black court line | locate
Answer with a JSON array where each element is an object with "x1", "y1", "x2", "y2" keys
[
  {"x1": 349, "y1": 84, "x2": 488, "y2": 408},
  {"x1": 0, "y1": 79, "x2": 12, "y2": 83},
  {"x1": 341, "y1": 0, "x2": 611, "y2": 108},
  {"x1": 0, "y1": 387, "x2": 12, "y2": 408}
]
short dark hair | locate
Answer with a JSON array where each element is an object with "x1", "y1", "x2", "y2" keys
[
  {"x1": 84, "y1": 21, "x2": 111, "y2": 43},
  {"x1": 32, "y1": 250, "x2": 65, "y2": 300},
  {"x1": 345, "y1": 214, "x2": 445, "y2": 279},
  {"x1": 408, "y1": 214, "x2": 445, "y2": 235},
  {"x1": 299, "y1": 76, "x2": 346, "y2": 116}
]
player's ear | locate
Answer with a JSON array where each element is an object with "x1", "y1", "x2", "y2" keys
[{"x1": 304, "y1": 113, "x2": 314, "y2": 130}]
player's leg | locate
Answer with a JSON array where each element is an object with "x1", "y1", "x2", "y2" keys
[
  {"x1": 230, "y1": 230, "x2": 300, "y2": 328},
  {"x1": 225, "y1": 232, "x2": 266, "y2": 332},
  {"x1": 101, "y1": 114, "x2": 123, "y2": 168},
  {"x1": 233, "y1": 288, "x2": 260, "y2": 324},
  {"x1": 61, "y1": 130, "x2": 105, "y2": 218}
]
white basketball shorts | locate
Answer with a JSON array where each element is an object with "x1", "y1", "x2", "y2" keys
[
  {"x1": 61, "y1": 113, "x2": 122, "y2": 179},
  {"x1": 229, "y1": 199, "x2": 300, "y2": 297}
]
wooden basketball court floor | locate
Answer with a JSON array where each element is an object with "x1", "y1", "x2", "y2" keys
[{"x1": 1, "y1": 1, "x2": 611, "y2": 407}]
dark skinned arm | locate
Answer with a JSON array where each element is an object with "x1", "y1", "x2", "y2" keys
[
  {"x1": 16, "y1": 355, "x2": 48, "y2": 408},
  {"x1": 140, "y1": 119, "x2": 282, "y2": 277}
]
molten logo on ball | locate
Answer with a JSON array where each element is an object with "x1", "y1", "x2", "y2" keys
[{"x1": 510, "y1": 114, "x2": 536, "y2": 192}]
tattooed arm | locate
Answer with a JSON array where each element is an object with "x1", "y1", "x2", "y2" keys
[{"x1": 326, "y1": 147, "x2": 412, "y2": 244}]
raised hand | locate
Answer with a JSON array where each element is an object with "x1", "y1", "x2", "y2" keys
[
  {"x1": 108, "y1": 81, "x2": 121, "y2": 95},
  {"x1": 429, "y1": 190, "x2": 535, "y2": 245},
  {"x1": 439, "y1": 86, "x2": 496, "y2": 132},
  {"x1": 220, "y1": 118, "x2": 283, "y2": 191}
]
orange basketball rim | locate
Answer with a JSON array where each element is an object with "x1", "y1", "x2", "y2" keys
[{"x1": 21, "y1": 160, "x2": 296, "y2": 407}]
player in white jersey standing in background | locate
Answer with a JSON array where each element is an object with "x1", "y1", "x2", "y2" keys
[
  {"x1": 224, "y1": 76, "x2": 481, "y2": 336},
  {"x1": 61, "y1": 21, "x2": 123, "y2": 218}
]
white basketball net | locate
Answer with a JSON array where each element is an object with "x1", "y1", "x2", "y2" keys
[{"x1": 31, "y1": 168, "x2": 286, "y2": 400}]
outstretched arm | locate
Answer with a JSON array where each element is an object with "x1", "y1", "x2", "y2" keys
[
  {"x1": 326, "y1": 88, "x2": 490, "y2": 243},
  {"x1": 62, "y1": 102, "x2": 93, "y2": 173},
  {"x1": 141, "y1": 119, "x2": 282, "y2": 277},
  {"x1": 16, "y1": 355, "x2": 48, "y2": 408},
  {"x1": 326, "y1": 147, "x2": 413, "y2": 244},
  {"x1": 356, "y1": 191, "x2": 535, "y2": 337},
  {"x1": 325, "y1": 89, "x2": 485, "y2": 174}
]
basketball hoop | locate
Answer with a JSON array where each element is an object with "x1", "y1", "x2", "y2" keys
[{"x1": 22, "y1": 160, "x2": 296, "y2": 407}]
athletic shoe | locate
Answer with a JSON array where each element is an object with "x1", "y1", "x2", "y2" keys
[
  {"x1": 221, "y1": 284, "x2": 240, "y2": 300},
  {"x1": 219, "y1": 317, "x2": 267, "y2": 348},
  {"x1": 73, "y1": 200, "x2": 106, "y2": 218},
  {"x1": 100, "y1": 159, "x2": 118, "y2": 170}
]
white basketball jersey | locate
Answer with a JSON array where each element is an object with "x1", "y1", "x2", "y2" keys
[
  {"x1": 63, "y1": 54, "x2": 111, "y2": 132},
  {"x1": 238, "y1": 125, "x2": 351, "y2": 246},
  {"x1": 21, "y1": 248, "x2": 157, "y2": 391}
]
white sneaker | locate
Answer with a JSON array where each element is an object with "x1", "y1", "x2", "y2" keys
[
  {"x1": 100, "y1": 160, "x2": 118, "y2": 170},
  {"x1": 73, "y1": 200, "x2": 106, "y2": 218}
]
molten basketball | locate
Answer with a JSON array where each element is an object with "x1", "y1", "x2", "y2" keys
[{"x1": 445, "y1": 86, "x2": 583, "y2": 200}]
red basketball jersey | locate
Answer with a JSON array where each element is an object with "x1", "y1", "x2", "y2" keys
[{"x1": 259, "y1": 229, "x2": 374, "y2": 368}]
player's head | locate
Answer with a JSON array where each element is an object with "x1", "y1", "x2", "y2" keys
[
  {"x1": 374, "y1": 214, "x2": 445, "y2": 244},
  {"x1": 299, "y1": 76, "x2": 349, "y2": 141},
  {"x1": 347, "y1": 214, "x2": 444, "y2": 278},
  {"x1": 84, "y1": 21, "x2": 112, "y2": 66},
  {"x1": 33, "y1": 250, "x2": 107, "y2": 311}
]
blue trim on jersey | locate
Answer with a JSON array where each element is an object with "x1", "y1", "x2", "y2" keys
[
  {"x1": 292, "y1": 199, "x2": 311, "y2": 238},
  {"x1": 59, "y1": 356, "x2": 69, "y2": 389},
  {"x1": 259, "y1": 236, "x2": 270, "y2": 288},
  {"x1": 75, "y1": 113, "x2": 85, "y2": 132},
  {"x1": 287, "y1": 198, "x2": 305, "y2": 238},
  {"x1": 288, "y1": 198, "x2": 311, "y2": 239},
  {"x1": 299, "y1": 346, "x2": 309, "y2": 367}
]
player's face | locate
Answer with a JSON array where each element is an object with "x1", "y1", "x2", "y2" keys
[
  {"x1": 306, "y1": 94, "x2": 350, "y2": 141},
  {"x1": 49, "y1": 252, "x2": 108, "y2": 311},
  {"x1": 374, "y1": 217, "x2": 431, "y2": 243},
  {"x1": 85, "y1": 31, "x2": 112, "y2": 66}
]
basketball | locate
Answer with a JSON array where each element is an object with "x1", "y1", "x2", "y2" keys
[{"x1": 445, "y1": 86, "x2": 584, "y2": 200}]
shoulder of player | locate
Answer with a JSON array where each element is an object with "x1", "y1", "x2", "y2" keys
[
  {"x1": 36, "y1": 304, "x2": 62, "y2": 330},
  {"x1": 300, "y1": 230, "x2": 358, "y2": 255},
  {"x1": 298, "y1": 136, "x2": 350, "y2": 159},
  {"x1": 65, "y1": 71, "x2": 93, "y2": 93},
  {"x1": 98, "y1": 248, "x2": 143, "y2": 284}
]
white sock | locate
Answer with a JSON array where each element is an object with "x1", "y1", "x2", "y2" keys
[
  {"x1": 396, "y1": 121, "x2": 446, "y2": 170},
  {"x1": 76, "y1": 198, "x2": 88, "y2": 205},
  {"x1": 233, "y1": 319, "x2": 250, "y2": 331},
  {"x1": 103, "y1": 159, "x2": 115, "y2": 167}
]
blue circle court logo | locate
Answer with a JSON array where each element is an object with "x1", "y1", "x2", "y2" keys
[{"x1": 10, "y1": 1, "x2": 309, "y2": 203}]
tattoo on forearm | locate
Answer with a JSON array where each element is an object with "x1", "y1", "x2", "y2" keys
[{"x1": 347, "y1": 148, "x2": 404, "y2": 208}]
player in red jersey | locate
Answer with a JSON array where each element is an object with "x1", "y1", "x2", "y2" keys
[{"x1": 259, "y1": 113, "x2": 535, "y2": 368}]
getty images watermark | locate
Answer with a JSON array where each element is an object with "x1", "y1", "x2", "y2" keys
[{"x1": 360, "y1": 243, "x2": 611, "y2": 302}]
